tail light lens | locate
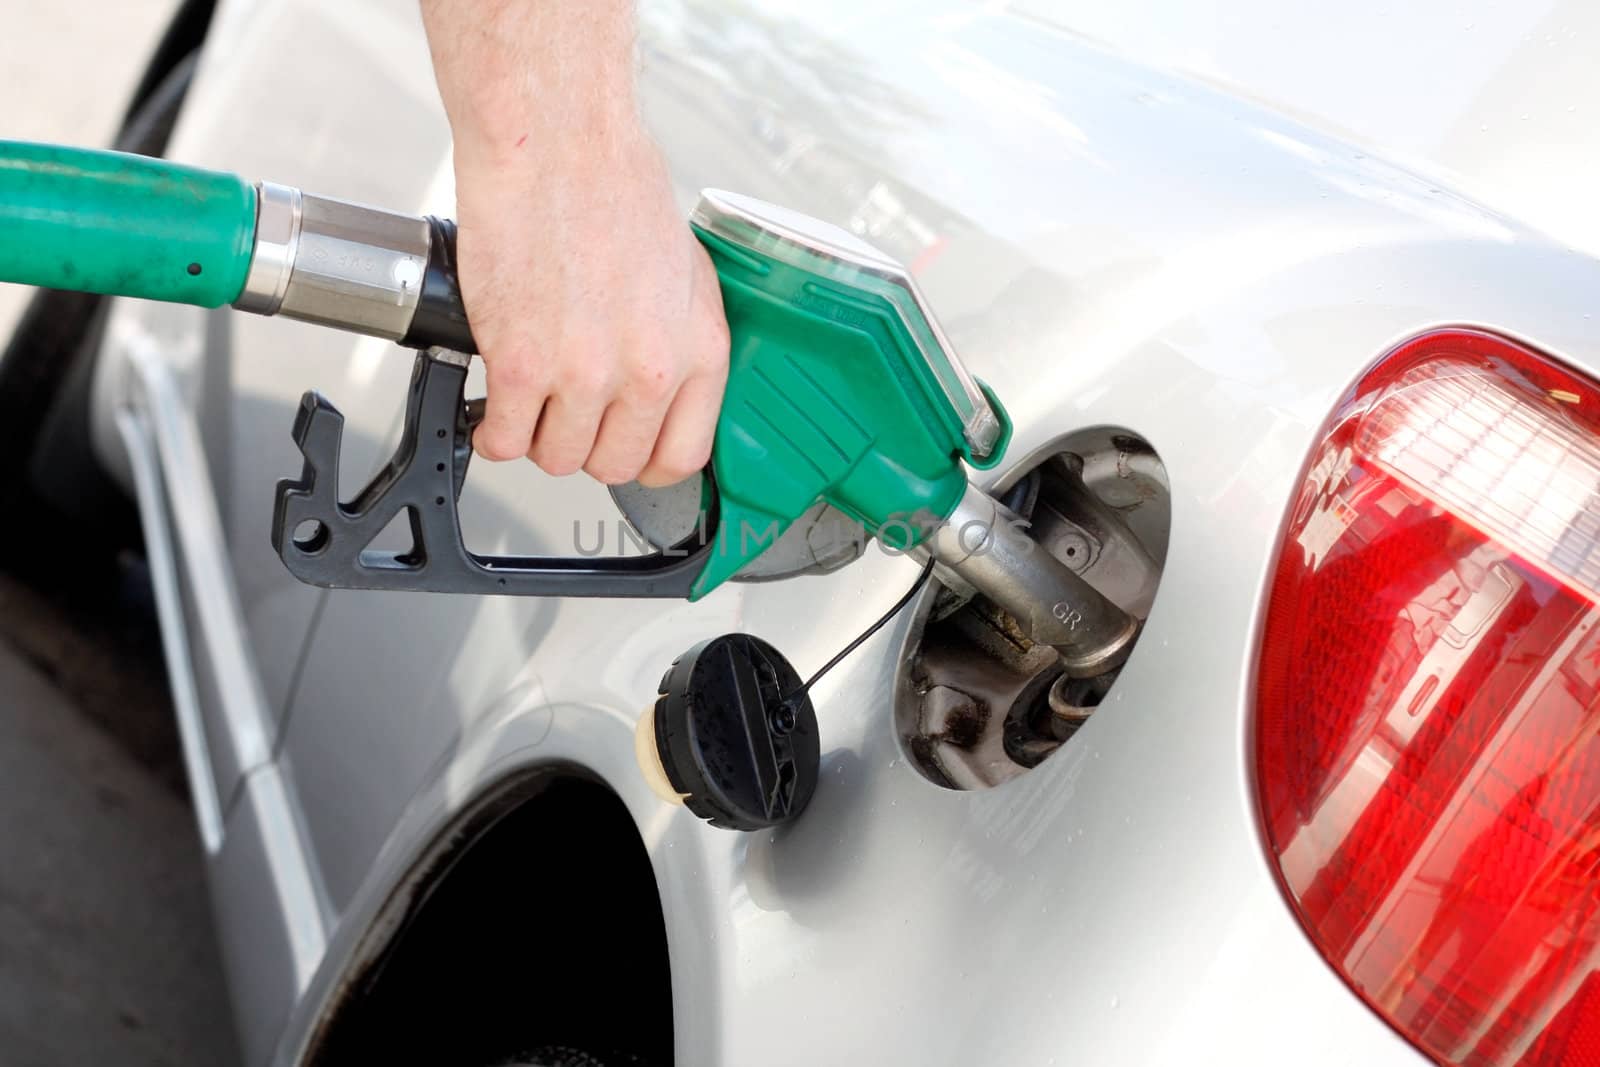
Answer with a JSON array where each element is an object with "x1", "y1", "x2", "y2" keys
[{"x1": 1257, "y1": 329, "x2": 1600, "y2": 1067}]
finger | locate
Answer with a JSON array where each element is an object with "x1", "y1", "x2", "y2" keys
[
  {"x1": 474, "y1": 352, "x2": 547, "y2": 462},
  {"x1": 585, "y1": 393, "x2": 673, "y2": 485},
  {"x1": 528, "y1": 391, "x2": 608, "y2": 477},
  {"x1": 637, "y1": 372, "x2": 725, "y2": 487}
]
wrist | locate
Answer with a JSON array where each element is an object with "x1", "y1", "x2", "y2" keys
[
  {"x1": 424, "y1": 1, "x2": 644, "y2": 171},
  {"x1": 450, "y1": 100, "x2": 650, "y2": 176}
]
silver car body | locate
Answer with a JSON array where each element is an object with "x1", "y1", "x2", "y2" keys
[{"x1": 88, "y1": 0, "x2": 1600, "y2": 1063}]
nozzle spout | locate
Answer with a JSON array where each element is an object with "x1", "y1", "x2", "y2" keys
[{"x1": 924, "y1": 482, "x2": 1139, "y2": 678}]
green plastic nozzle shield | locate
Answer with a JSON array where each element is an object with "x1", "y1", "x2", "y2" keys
[
  {"x1": 0, "y1": 140, "x2": 1138, "y2": 675},
  {"x1": 684, "y1": 190, "x2": 1012, "y2": 594}
]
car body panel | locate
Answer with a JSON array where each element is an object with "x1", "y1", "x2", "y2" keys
[
  {"x1": 109, "y1": 318, "x2": 328, "y2": 1067},
  {"x1": 1015, "y1": 0, "x2": 1600, "y2": 259},
  {"x1": 87, "y1": 1, "x2": 1600, "y2": 1063}
]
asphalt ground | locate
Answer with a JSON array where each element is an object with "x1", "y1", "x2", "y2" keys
[
  {"x1": 0, "y1": 587, "x2": 236, "y2": 1066},
  {"x1": 1, "y1": 2, "x2": 241, "y2": 1063}
]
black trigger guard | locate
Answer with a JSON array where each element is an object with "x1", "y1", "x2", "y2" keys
[{"x1": 271, "y1": 349, "x2": 714, "y2": 598}]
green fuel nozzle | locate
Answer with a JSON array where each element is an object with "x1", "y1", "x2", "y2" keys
[
  {"x1": 684, "y1": 190, "x2": 1010, "y2": 594},
  {"x1": 0, "y1": 140, "x2": 1136, "y2": 679},
  {"x1": 687, "y1": 191, "x2": 1136, "y2": 676}
]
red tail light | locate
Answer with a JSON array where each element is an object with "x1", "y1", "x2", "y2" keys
[{"x1": 1257, "y1": 329, "x2": 1600, "y2": 1067}]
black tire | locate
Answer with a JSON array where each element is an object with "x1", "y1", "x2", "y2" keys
[
  {"x1": 0, "y1": 51, "x2": 197, "y2": 545},
  {"x1": 497, "y1": 1051, "x2": 655, "y2": 1067}
]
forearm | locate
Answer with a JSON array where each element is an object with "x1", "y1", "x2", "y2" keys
[
  {"x1": 417, "y1": 0, "x2": 726, "y2": 484},
  {"x1": 419, "y1": 0, "x2": 644, "y2": 170}
]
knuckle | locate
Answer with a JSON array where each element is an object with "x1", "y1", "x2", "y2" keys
[
  {"x1": 639, "y1": 464, "x2": 689, "y2": 489},
  {"x1": 585, "y1": 455, "x2": 646, "y2": 486},
  {"x1": 529, "y1": 438, "x2": 585, "y2": 478},
  {"x1": 475, "y1": 428, "x2": 526, "y2": 463},
  {"x1": 535, "y1": 452, "x2": 584, "y2": 478},
  {"x1": 654, "y1": 443, "x2": 712, "y2": 485},
  {"x1": 488, "y1": 354, "x2": 541, "y2": 394},
  {"x1": 696, "y1": 326, "x2": 731, "y2": 373},
  {"x1": 684, "y1": 438, "x2": 715, "y2": 472},
  {"x1": 561, "y1": 351, "x2": 619, "y2": 397},
  {"x1": 627, "y1": 350, "x2": 679, "y2": 405},
  {"x1": 704, "y1": 312, "x2": 731, "y2": 358}
]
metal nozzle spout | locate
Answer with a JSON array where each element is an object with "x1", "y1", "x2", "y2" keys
[{"x1": 923, "y1": 482, "x2": 1139, "y2": 678}]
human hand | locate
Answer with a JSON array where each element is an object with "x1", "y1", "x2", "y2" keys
[
  {"x1": 421, "y1": 0, "x2": 729, "y2": 486},
  {"x1": 452, "y1": 130, "x2": 729, "y2": 485}
]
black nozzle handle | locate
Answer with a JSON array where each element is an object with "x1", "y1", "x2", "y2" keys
[
  {"x1": 272, "y1": 349, "x2": 717, "y2": 598},
  {"x1": 399, "y1": 216, "x2": 478, "y2": 355}
]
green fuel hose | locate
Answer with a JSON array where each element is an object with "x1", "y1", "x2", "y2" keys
[{"x1": 0, "y1": 140, "x2": 255, "y2": 308}]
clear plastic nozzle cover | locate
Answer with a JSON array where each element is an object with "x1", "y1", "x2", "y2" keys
[{"x1": 690, "y1": 189, "x2": 1003, "y2": 459}]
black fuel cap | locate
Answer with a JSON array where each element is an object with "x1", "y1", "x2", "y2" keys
[{"x1": 652, "y1": 634, "x2": 819, "y2": 831}]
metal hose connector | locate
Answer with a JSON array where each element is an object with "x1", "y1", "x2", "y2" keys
[{"x1": 924, "y1": 482, "x2": 1140, "y2": 677}]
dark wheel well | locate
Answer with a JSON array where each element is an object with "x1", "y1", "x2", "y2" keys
[{"x1": 307, "y1": 773, "x2": 675, "y2": 1066}]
